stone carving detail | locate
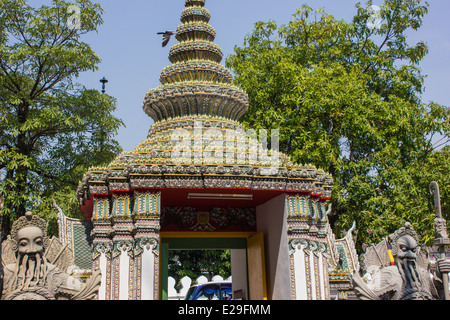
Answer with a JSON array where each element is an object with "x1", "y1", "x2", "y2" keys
[
  {"x1": 93, "y1": 242, "x2": 113, "y2": 260},
  {"x1": 161, "y1": 206, "x2": 256, "y2": 232},
  {"x1": 434, "y1": 218, "x2": 448, "y2": 240},
  {"x1": 112, "y1": 240, "x2": 134, "y2": 258},
  {"x1": 352, "y1": 222, "x2": 450, "y2": 300},
  {"x1": 1, "y1": 212, "x2": 101, "y2": 300},
  {"x1": 135, "y1": 238, "x2": 159, "y2": 257}
]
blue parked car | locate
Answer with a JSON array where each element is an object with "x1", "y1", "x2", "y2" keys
[{"x1": 184, "y1": 281, "x2": 232, "y2": 300}]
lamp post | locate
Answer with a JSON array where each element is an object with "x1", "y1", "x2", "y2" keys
[
  {"x1": 98, "y1": 77, "x2": 108, "y2": 153},
  {"x1": 429, "y1": 181, "x2": 449, "y2": 300},
  {"x1": 100, "y1": 77, "x2": 108, "y2": 94}
]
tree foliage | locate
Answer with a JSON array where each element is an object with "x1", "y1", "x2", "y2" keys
[
  {"x1": 226, "y1": 0, "x2": 449, "y2": 251},
  {"x1": 0, "y1": 0, "x2": 124, "y2": 237},
  {"x1": 169, "y1": 250, "x2": 231, "y2": 287}
]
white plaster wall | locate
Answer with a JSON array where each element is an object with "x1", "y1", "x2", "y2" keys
[
  {"x1": 293, "y1": 247, "x2": 307, "y2": 300},
  {"x1": 231, "y1": 249, "x2": 248, "y2": 300},
  {"x1": 119, "y1": 250, "x2": 130, "y2": 300},
  {"x1": 319, "y1": 253, "x2": 326, "y2": 300},
  {"x1": 140, "y1": 248, "x2": 155, "y2": 300},
  {"x1": 98, "y1": 253, "x2": 108, "y2": 300},
  {"x1": 256, "y1": 194, "x2": 291, "y2": 300}
]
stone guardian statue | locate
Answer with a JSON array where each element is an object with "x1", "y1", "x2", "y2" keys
[
  {"x1": 352, "y1": 222, "x2": 450, "y2": 300},
  {"x1": 0, "y1": 212, "x2": 101, "y2": 300}
]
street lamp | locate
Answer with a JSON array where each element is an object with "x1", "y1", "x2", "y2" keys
[{"x1": 100, "y1": 77, "x2": 108, "y2": 94}]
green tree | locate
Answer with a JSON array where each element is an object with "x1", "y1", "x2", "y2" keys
[
  {"x1": 169, "y1": 250, "x2": 231, "y2": 287},
  {"x1": 0, "y1": 0, "x2": 124, "y2": 238},
  {"x1": 226, "y1": 0, "x2": 449, "y2": 251}
]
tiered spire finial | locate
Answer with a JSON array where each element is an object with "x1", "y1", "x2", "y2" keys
[
  {"x1": 143, "y1": 0, "x2": 249, "y2": 123},
  {"x1": 77, "y1": 0, "x2": 334, "y2": 219}
]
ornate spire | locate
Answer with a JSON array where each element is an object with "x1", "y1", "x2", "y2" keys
[
  {"x1": 143, "y1": 0, "x2": 249, "y2": 123},
  {"x1": 77, "y1": 0, "x2": 334, "y2": 220}
]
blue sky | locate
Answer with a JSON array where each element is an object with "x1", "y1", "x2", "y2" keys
[{"x1": 62, "y1": 0, "x2": 449, "y2": 152}]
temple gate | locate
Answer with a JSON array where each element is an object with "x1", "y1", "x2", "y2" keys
[{"x1": 74, "y1": 0, "x2": 339, "y2": 300}]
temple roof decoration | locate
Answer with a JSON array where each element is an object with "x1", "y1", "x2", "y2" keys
[
  {"x1": 143, "y1": 0, "x2": 249, "y2": 122},
  {"x1": 76, "y1": 0, "x2": 333, "y2": 212}
]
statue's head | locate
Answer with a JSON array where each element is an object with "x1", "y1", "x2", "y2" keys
[
  {"x1": 10, "y1": 211, "x2": 49, "y2": 257},
  {"x1": 395, "y1": 234, "x2": 418, "y2": 265},
  {"x1": 8, "y1": 212, "x2": 50, "y2": 293},
  {"x1": 16, "y1": 225, "x2": 45, "y2": 257},
  {"x1": 389, "y1": 222, "x2": 420, "y2": 263},
  {"x1": 388, "y1": 222, "x2": 430, "y2": 299}
]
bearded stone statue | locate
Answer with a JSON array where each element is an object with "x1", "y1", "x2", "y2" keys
[
  {"x1": 0, "y1": 212, "x2": 101, "y2": 300},
  {"x1": 352, "y1": 222, "x2": 450, "y2": 300}
]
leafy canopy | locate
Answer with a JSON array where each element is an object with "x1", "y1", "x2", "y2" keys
[
  {"x1": 168, "y1": 250, "x2": 231, "y2": 287},
  {"x1": 0, "y1": 0, "x2": 124, "y2": 236},
  {"x1": 226, "y1": 0, "x2": 449, "y2": 250}
]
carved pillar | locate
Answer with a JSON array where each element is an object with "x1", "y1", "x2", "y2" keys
[
  {"x1": 132, "y1": 191, "x2": 161, "y2": 300},
  {"x1": 91, "y1": 196, "x2": 113, "y2": 300},
  {"x1": 92, "y1": 190, "x2": 161, "y2": 300},
  {"x1": 289, "y1": 239, "x2": 330, "y2": 300},
  {"x1": 110, "y1": 217, "x2": 134, "y2": 300},
  {"x1": 133, "y1": 237, "x2": 159, "y2": 300},
  {"x1": 286, "y1": 194, "x2": 330, "y2": 300},
  {"x1": 93, "y1": 241, "x2": 112, "y2": 300}
]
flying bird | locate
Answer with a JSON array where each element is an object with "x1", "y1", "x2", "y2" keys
[{"x1": 157, "y1": 31, "x2": 175, "y2": 47}]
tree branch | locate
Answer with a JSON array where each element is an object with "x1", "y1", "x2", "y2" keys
[{"x1": 361, "y1": 2, "x2": 400, "y2": 74}]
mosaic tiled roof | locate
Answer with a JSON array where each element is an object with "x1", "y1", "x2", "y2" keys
[{"x1": 77, "y1": 0, "x2": 333, "y2": 205}]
